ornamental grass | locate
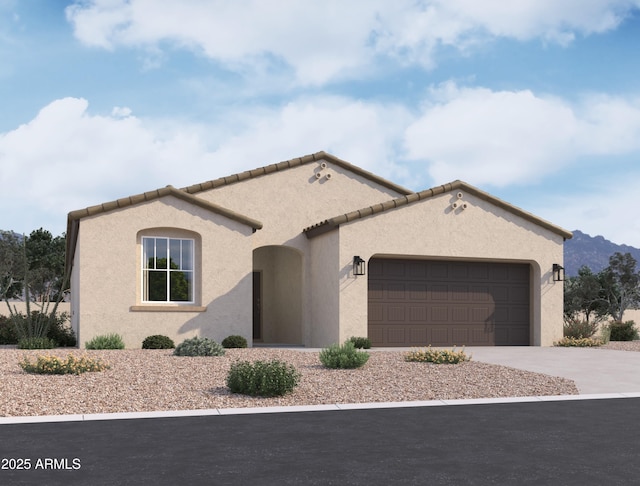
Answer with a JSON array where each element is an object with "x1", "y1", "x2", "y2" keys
[
  {"x1": 404, "y1": 346, "x2": 471, "y2": 364},
  {"x1": 19, "y1": 353, "x2": 110, "y2": 375}
]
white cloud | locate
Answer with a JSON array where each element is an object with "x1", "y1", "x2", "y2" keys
[
  {"x1": 65, "y1": 0, "x2": 640, "y2": 85},
  {"x1": 403, "y1": 83, "x2": 640, "y2": 187},
  {"x1": 0, "y1": 96, "x2": 410, "y2": 235}
]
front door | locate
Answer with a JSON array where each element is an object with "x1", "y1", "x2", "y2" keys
[{"x1": 252, "y1": 271, "x2": 262, "y2": 340}]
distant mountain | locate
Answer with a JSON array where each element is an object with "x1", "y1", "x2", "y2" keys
[{"x1": 564, "y1": 230, "x2": 640, "y2": 277}]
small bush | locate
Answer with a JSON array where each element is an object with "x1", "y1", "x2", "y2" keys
[
  {"x1": 0, "y1": 315, "x2": 17, "y2": 345},
  {"x1": 600, "y1": 323, "x2": 611, "y2": 344},
  {"x1": 227, "y1": 360, "x2": 300, "y2": 397},
  {"x1": 20, "y1": 353, "x2": 110, "y2": 375},
  {"x1": 348, "y1": 336, "x2": 371, "y2": 349},
  {"x1": 221, "y1": 335, "x2": 248, "y2": 348},
  {"x1": 319, "y1": 341, "x2": 370, "y2": 369},
  {"x1": 404, "y1": 346, "x2": 470, "y2": 364},
  {"x1": 173, "y1": 336, "x2": 225, "y2": 356},
  {"x1": 85, "y1": 333, "x2": 125, "y2": 350},
  {"x1": 563, "y1": 318, "x2": 599, "y2": 339},
  {"x1": 17, "y1": 337, "x2": 57, "y2": 349},
  {"x1": 142, "y1": 335, "x2": 175, "y2": 349},
  {"x1": 554, "y1": 337, "x2": 602, "y2": 347},
  {"x1": 609, "y1": 321, "x2": 639, "y2": 341},
  {"x1": 0, "y1": 312, "x2": 76, "y2": 347}
]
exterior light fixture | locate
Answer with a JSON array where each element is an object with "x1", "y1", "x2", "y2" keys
[
  {"x1": 552, "y1": 264, "x2": 565, "y2": 282},
  {"x1": 353, "y1": 256, "x2": 366, "y2": 276}
]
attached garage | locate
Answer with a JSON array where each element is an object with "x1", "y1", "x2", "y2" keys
[{"x1": 368, "y1": 258, "x2": 530, "y2": 346}]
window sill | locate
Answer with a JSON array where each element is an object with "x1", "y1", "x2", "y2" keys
[{"x1": 130, "y1": 305, "x2": 207, "y2": 313}]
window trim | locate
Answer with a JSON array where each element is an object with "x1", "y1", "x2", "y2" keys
[{"x1": 141, "y1": 236, "x2": 196, "y2": 305}]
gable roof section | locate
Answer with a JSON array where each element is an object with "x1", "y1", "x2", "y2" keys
[
  {"x1": 181, "y1": 151, "x2": 414, "y2": 196},
  {"x1": 303, "y1": 180, "x2": 573, "y2": 240},
  {"x1": 65, "y1": 185, "x2": 263, "y2": 270}
]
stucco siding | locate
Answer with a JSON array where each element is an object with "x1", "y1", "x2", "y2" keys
[
  {"x1": 74, "y1": 195, "x2": 254, "y2": 348},
  {"x1": 337, "y1": 190, "x2": 565, "y2": 346},
  {"x1": 308, "y1": 229, "x2": 341, "y2": 347},
  {"x1": 196, "y1": 158, "x2": 405, "y2": 251}
]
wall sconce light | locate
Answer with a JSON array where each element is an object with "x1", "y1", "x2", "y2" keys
[
  {"x1": 353, "y1": 256, "x2": 366, "y2": 276},
  {"x1": 553, "y1": 264, "x2": 565, "y2": 282}
]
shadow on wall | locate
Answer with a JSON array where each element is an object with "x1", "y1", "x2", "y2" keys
[{"x1": 177, "y1": 273, "x2": 253, "y2": 345}]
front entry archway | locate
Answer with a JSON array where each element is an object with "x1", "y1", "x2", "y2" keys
[{"x1": 253, "y1": 246, "x2": 303, "y2": 345}]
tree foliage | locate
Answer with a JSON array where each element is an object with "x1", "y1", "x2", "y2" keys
[
  {"x1": 600, "y1": 252, "x2": 640, "y2": 322},
  {"x1": 1, "y1": 228, "x2": 68, "y2": 340},
  {"x1": 564, "y1": 252, "x2": 640, "y2": 323}
]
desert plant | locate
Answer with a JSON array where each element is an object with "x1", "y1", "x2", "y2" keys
[
  {"x1": 142, "y1": 334, "x2": 175, "y2": 349},
  {"x1": 348, "y1": 336, "x2": 371, "y2": 349},
  {"x1": 404, "y1": 346, "x2": 470, "y2": 364},
  {"x1": 0, "y1": 315, "x2": 17, "y2": 344},
  {"x1": 173, "y1": 336, "x2": 225, "y2": 356},
  {"x1": 20, "y1": 353, "x2": 110, "y2": 375},
  {"x1": 0, "y1": 312, "x2": 75, "y2": 347},
  {"x1": 599, "y1": 322, "x2": 611, "y2": 344},
  {"x1": 85, "y1": 333, "x2": 125, "y2": 350},
  {"x1": 221, "y1": 335, "x2": 248, "y2": 348},
  {"x1": 554, "y1": 337, "x2": 602, "y2": 347},
  {"x1": 17, "y1": 336, "x2": 57, "y2": 349},
  {"x1": 319, "y1": 341, "x2": 370, "y2": 369},
  {"x1": 609, "y1": 320, "x2": 639, "y2": 341},
  {"x1": 563, "y1": 318, "x2": 599, "y2": 339},
  {"x1": 226, "y1": 360, "x2": 300, "y2": 397}
]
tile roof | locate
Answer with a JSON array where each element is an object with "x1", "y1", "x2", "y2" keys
[
  {"x1": 65, "y1": 185, "x2": 263, "y2": 270},
  {"x1": 303, "y1": 180, "x2": 573, "y2": 240},
  {"x1": 181, "y1": 151, "x2": 414, "y2": 196}
]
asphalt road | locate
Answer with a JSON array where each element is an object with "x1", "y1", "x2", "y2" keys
[{"x1": 1, "y1": 397, "x2": 638, "y2": 485}]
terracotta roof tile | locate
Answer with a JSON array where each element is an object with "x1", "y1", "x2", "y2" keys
[{"x1": 303, "y1": 180, "x2": 573, "y2": 240}]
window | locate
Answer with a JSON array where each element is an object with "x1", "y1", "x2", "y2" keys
[{"x1": 142, "y1": 237, "x2": 194, "y2": 303}]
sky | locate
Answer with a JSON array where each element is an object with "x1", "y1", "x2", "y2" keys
[{"x1": 1, "y1": 1, "x2": 640, "y2": 247}]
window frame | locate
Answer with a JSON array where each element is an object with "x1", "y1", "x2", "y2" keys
[{"x1": 141, "y1": 236, "x2": 195, "y2": 305}]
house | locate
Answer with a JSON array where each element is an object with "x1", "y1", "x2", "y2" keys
[{"x1": 65, "y1": 151, "x2": 572, "y2": 348}]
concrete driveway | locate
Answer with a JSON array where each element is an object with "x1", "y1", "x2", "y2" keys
[{"x1": 465, "y1": 346, "x2": 640, "y2": 394}]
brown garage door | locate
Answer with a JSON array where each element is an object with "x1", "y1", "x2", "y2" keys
[{"x1": 368, "y1": 258, "x2": 530, "y2": 346}]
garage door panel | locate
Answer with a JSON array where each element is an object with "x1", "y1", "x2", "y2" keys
[{"x1": 369, "y1": 259, "x2": 530, "y2": 346}]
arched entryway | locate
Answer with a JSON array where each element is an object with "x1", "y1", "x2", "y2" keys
[{"x1": 253, "y1": 246, "x2": 303, "y2": 344}]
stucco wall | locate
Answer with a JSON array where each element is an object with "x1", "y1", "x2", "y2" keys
[
  {"x1": 73, "y1": 195, "x2": 254, "y2": 348},
  {"x1": 335, "y1": 190, "x2": 565, "y2": 346},
  {"x1": 196, "y1": 159, "x2": 405, "y2": 251}
]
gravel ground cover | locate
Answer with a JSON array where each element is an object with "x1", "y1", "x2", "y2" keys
[
  {"x1": 600, "y1": 341, "x2": 640, "y2": 352},
  {"x1": 0, "y1": 348, "x2": 578, "y2": 417}
]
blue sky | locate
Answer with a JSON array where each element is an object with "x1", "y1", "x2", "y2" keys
[{"x1": 2, "y1": 1, "x2": 640, "y2": 246}]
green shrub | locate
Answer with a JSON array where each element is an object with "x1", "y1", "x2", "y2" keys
[
  {"x1": 46, "y1": 313, "x2": 77, "y2": 347},
  {"x1": 600, "y1": 323, "x2": 611, "y2": 344},
  {"x1": 221, "y1": 335, "x2": 248, "y2": 348},
  {"x1": 20, "y1": 353, "x2": 110, "y2": 375},
  {"x1": 563, "y1": 318, "x2": 599, "y2": 339},
  {"x1": 348, "y1": 336, "x2": 371, "y2": 349},
  {"x1": 554, "y1": 337, "x2": 602, "y2": 347},
  {"x1": 85, "y1": 333, "x2": 125, "y2": 350},
  {"x1": 0, "y1": 312, "x2": 76, "y2": 347},
  {"x1": 142, "y1": 335, "x2": 175, "y2": 349},
  {"x1": 319, "y1": 341, "x2": 370, "y2": 369},
  {"x1": 609, "y1": 321, "x2": 639, "y2": 341},
  {"x1": 227, "y1": 360, "x2": 300, "y2": 397},
  {"x1": 404, "y1": 346, "x2": 470, "y2": 364},
  {"x1": 173, "y1": 336, "x2": 225, "y2": 356},
  {"x1": 0, "y1": 315, "x2": 17, "y2": 345},
  {"x1": 17, "y1": 337, "x2": 57, "y2": 349}
]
